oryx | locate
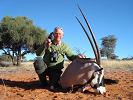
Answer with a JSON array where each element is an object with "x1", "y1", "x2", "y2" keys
[{"x1": 59, "y1": 5, "x2": 106, "y2": 94}]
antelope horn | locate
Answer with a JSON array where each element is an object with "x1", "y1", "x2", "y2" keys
[
  {"x1": 75, "y1": 16, "x2": 98, "y2": 64},
  {"x1": 77, "y1": 5, "x2": 101, "y2": 66}
]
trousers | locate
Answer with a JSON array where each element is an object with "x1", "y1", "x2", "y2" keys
[{"x1": 33, "y1": 57, "x2": 62, "y2": 87}]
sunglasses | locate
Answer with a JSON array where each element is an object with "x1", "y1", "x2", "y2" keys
[{"x1": 54, "y1": 32, "x2": 62, "y2": 34}]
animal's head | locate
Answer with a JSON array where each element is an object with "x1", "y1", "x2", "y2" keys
[{"x1": 90, "y1": 68, "x2": 106, "y2": 94}]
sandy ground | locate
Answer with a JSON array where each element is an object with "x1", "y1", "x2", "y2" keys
[{"x1": 0, "y1": 62, "x2": 133, "y2": 100}]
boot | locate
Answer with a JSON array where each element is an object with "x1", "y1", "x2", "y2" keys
[{"x1": 38, "y1": 72, "x2": 48, "y2": 87}]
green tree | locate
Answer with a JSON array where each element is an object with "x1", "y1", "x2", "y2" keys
[
  {"x1": 0, "y1": 16, "x2": 48, "y2": 66},
  {"x1": 100, "y1": 35, "x2": 118, "y2": 59}
]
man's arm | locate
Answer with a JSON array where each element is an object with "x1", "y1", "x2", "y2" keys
[
  {"x1": 64, "y1": 43, "x2": 86, "y2": 60},
  {"x1": 64, "y1": 44, "x2": 78, "y2": 61}
]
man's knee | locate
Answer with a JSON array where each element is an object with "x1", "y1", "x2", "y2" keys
[{"x1": 33, "y1": 56, "x2": 47, "y2": 74}]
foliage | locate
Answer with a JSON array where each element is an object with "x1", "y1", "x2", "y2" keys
[
  {"x1": 0, "y1": 16, "x2": 48, "y2": 65},
  {"x1": 100, "y1": 35, "x2": 118, "y2": 59}
]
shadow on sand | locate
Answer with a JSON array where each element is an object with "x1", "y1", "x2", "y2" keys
[
  {"x1": 0, "y1": 78, "x2": 69, "y2": 93},
  {"x1": 0, "y1": 78, "x2": 119, "y2": 93}
]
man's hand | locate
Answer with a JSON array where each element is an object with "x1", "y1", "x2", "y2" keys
[{"x1": 45, "y1": 38, "x2": 52, "y2": 48}]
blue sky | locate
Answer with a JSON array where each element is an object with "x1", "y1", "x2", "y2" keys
[{"x1": 0, "y1": 0, "x2": 133, "y2": 60}]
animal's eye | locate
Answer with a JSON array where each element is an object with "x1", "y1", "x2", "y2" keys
[{"x1": 93, "y1": 84, "x2": 99, "y2": 89}]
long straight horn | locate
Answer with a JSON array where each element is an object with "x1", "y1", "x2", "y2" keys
[
  {"x1": 75, "y1": 16, "x2": 98, "y2": 64},
  {"x1": 77, "y1": 5, "x2": 101, "y2": 66}
]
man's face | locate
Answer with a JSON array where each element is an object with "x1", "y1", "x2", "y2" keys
[{"x1": 54, "y1": 29, "x2": 64, "y2": 42}]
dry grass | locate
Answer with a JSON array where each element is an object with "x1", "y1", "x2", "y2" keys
[
  {"x1": 101, "y1": 60, "x2": 133, "y2": 67},
  {"x1": 64, "y1": 59, "x2": 133, "y2": 71},
  {"x1": 22, "y1": 60, "x2": 133, "y2": 71},
  {"x1": 101, "y1": 60, "x2": 133, "y2": 71},
  {"x1": 1, "y1": 60, "x2": 133, "y2": 72}
]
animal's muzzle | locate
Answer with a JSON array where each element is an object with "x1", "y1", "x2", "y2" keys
[{"x1": 90, "y1": 69, "x2": 106, "y2": 94}]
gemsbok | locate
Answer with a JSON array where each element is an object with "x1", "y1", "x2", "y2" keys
[{"x1": 59, "y1": 5, "x2": 106, "y2": 94}]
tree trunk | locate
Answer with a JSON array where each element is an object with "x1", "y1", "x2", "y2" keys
[
  {"x1": 17, "y1": 49, "x2": 21, "y2": 66},
  {"x1": 10, "y1": 55, "x2": 15, "y2": 65},
  {"x1": 12, "y1": 52, "x2": 16, "y2": 65}
]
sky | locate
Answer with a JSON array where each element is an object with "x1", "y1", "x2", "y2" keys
[{"x1": 0, "y1": 0, "x2": 133, "y2": 60}]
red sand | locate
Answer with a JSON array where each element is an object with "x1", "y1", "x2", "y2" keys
[{"x1": 0, "y1": 64, "x2": 133, "y2": 100}]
